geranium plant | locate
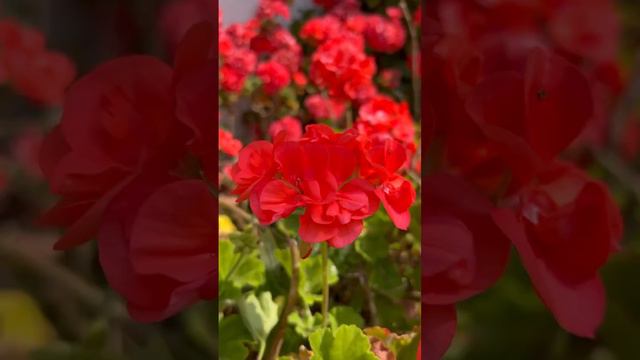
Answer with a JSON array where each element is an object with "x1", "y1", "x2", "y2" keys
[{"x1": 219, "y1": 0, "x2": 421, "y2": 359}]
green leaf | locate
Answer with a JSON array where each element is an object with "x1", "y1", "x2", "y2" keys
[
  {"x1": 330, "y1": 306, "x2": 364, "y2": 328},
  {"x1": 309, "y1": 325, "x2": 377, "y2": 360},
  {"x1": 238, "y1": 292, "x2": 279, "y2": 343},
  {"x1": 219, "y1": 315, "x2": 253, "y2": 360},
  {"x1": 275, "y1": 249, "x2": 339, "y2": 306},
  {"x1": 370, "y1": 262, "x2": 405, "y2": 299},
  {"x1": 288, "y1": 309, "x2": 335, "y2": 338},
  {"x1": 228, "y1": 226, "x2": 259, "y2": 254},
  {"x1": 356, "y1": 213, "x2": 391, "y2": 263},
  {"x1": 219, "y1": 239, "x2": 265, "y2": 290}
]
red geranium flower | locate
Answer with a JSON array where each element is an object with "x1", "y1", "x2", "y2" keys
[
  {"x1": 363, "y1": 13, "x2": 406, "y2": 54},
  {"x1": 356, "y1": 95, "x2": 415, "y2": 149},
  {"x1": 256, "y1": 60, "x2": 291, "y2": 95},
  {"x1": 309, "y1": 34, "x2": 376, "y2": 101}
]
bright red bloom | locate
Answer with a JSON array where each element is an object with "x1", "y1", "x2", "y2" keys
[
  {"x1": 300, "y1": 15, "x2": 344, "y2": 44},
  {"x1": 359, "y1": 137, "x2": 415, "y2": 229},
  {"x1": 270, "y1": 127, "x2": 379, "y2": 247},
  {"x1": 220, "y1": 47, "x2": 257, "y2": 93},
  {"x1": 230, "y1": 124, "x2": 414, "y2": 248},
  {"x1": 256, "y1": 60, "x2": 291, "y2": 95},
  {"x1": 225, "y1": 20, "x2": 260, "y2": 48},
  {"x1": 230, "y1": 141, "x2": 276, "y2": 202},
  {"x1": 268, "y1": 116, "x2": 303, "y2": 142},
  {"x1": 309, "y1": 34, "x2": 376, "y2": 101},
  {"x1": 363, "y1": 14, "x2": 406, "y2": 54},
  {"x1": 219, "y1": 129, "x2": 242, "y2": 156},
  {"x1": 251, "y1": 27, "x2": 301, "y2": 73},
  {"x1": 356, "y1": 95, "x2": 415, "y2": 150}
]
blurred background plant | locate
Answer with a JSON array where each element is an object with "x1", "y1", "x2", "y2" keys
[
  {"x1": 433, "y1": 1, "x2": 640, "y2": 359},
  {"x1": 0, "y1": 1, "x2": 217, "y2": 359}
]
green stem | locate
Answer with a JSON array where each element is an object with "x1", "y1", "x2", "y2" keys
[
  {"x1": 223, "y1": 254, "x2": 244, "y2": 283},
  {"x1": 263, "y1": 237, "x2": 300, "y2": 360},
  {"x1": 321, "y1": 242, "x2": 329, "y2": 328},
  {"x1": 257, "y1": 341, "x2": 266, "y2": 360}
]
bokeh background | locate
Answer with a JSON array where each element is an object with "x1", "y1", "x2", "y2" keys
[
  {"x1": 443, "y1": 1, "x2": 640, "y2": 359},
  {"x1": 0, "y1": 1, "x2": 217, "y2": 359}
]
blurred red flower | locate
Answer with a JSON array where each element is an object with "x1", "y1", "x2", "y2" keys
[
  {"x1": 39, "y1": 22, "x2": 217, "y2": 321},
  {"x1": 0, "y1": 19, "x2": 76, "y2": 105}
]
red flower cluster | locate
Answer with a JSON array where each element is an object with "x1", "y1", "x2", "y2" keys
[
  {"x1": 309, "y1": 33, "x2": 377, "y2": 102},
  {"x1": 356, "y1": 95, "x2": 416, "y2": 153},
  {"x1": 231, "y1": 124, "x2": 415, "y2": 248},
  {"x1": 0, "y1": 19, "x2": 76, "y2": 105},
  {"x1": 423, "y1": 0, "x2": 623, "y2": 358},
  {"x1": 219, "y1": 5, "x2": 300, "y2": 94},
  {"x1": 39, "y1": 23, "x2": 217, "y2": 322},
  {"x1": 219, "y1": 128, "x2": 242, "y2": 157},
  {"x1": 219, "y1": 0, "x2": 419, "y2": 251},
  {"x1": 256, "y1": 60, "x2": 290, "y2": 95},
  {"x1": 300, "y1": 3, "x2": 408, "y2": 105}
]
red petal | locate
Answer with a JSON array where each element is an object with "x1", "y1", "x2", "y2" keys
[
  {"x1": 130, "y1": 180, "x2": 216, "y2": 283},
  {"x1": 524, "y1": 48, "x2": 593, "y2": 160},
  {"x1": 422, "y1": 304, "x2": 457, "y2": 360},
  {"x1": 493, "y1": 208, "x2": 605, "y2": 338},
  {"x1": 299, "y1": 211, "x2": 338, "y2": 244},
  {"x1": 328, "y1": 220, "x2": 364, "y2": 248}
]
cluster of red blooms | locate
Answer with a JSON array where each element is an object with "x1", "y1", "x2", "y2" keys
[
  {"x1": 423, "y1": 0, "x2": 624, "y2": 358},
  {"x1": 39, "y1": 23, "x2": 217, "y2": 321},
  {"x1": 221, "y1": 0, "x2": 419, "y2": 249},
  {"x1": 302, "y1": 0, "x2": 405, "y2": 105},
  {"x1": 218, "y1": 0, "x2": 407, "y2": 122},
  {"x1": 231, "y1": 123, "x2": 415, "y2": 247},
  {"x1": 0, "y1": 19, "x2": 75, "y2": 105},
  {"x1": 219, "y1": 0, "x2": 301, "y2": 95}
]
